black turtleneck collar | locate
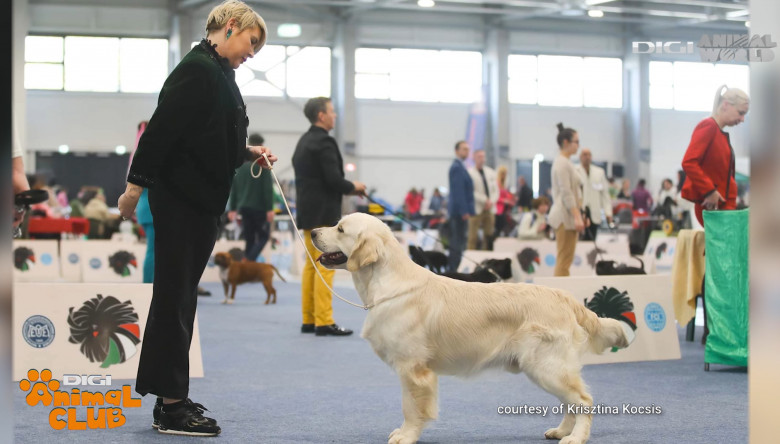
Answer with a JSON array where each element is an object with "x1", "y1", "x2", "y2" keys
[{"x1": 200, "y1": 38, "x2": 234, "y2": 78}]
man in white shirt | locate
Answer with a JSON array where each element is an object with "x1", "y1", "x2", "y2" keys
[
  {"x1": 467, "y1": 150, "x2": 499, "y2": 250},
  {"x1": 575, "y1": 148, "x2": 612, "y2": 241}
]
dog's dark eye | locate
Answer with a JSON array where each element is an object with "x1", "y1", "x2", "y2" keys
[{"x1": 337, "y1": 226, "x2": 344, "y2": 233}]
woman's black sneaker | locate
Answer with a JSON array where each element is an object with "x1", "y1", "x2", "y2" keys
[
  {"x1": 152, "y1": 397, "x2": 162, "y2": 429},
  {"x1": 158, "y1": 399, "x2": 220, "y2": 436}
]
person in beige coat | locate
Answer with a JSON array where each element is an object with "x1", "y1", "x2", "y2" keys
[
  {"x1": 467, "y1": 149, "x2": 499, "y2": 250},
  {"x1": 548, "y1": 123, "x2": 586, "y2": 276},
  {"x1": 575, "y1": 148, "x2": 613, "y2": 241}
]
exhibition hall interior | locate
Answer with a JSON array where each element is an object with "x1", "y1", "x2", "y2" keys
[{"x1": 10, "y1": 0, "x2": 772, "y2": 442}]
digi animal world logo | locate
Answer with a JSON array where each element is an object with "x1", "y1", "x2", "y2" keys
[{"x1": 18, "y1": 369, "x2": 142, "y2": 430}]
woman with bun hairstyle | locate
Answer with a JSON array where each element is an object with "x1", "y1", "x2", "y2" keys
[{"x1": 547, "y1": 123, "x2": 586, "y2": 276}]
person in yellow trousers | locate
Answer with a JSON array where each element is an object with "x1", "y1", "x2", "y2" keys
[{"x1": 292, "y1": 97, "x2": 366, "y2": 336}]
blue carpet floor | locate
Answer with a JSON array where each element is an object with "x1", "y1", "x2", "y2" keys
[{"x1": 13, "y1": 280, "x2": 746, "y2": 443}]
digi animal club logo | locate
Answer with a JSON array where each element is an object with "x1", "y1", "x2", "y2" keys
[
  {"x1": 585, "y1": 286, "x2": 638, "y2": 351},
  {"x1": 654, "y1": 242, "x2": 668, "y2": 260},
  {"x1": 516, "y1": 248, "x2": 541, "y2": 274},
  {"x1": 14, "y1": 246, "x2": 35, "y2": 271},
  {"x1": 107, "y1": 251, "x2": 137, "y2": 277},
  {"x1": 67, "y1": 295, "x2": 141, "y2": 368},
  {"x1": 18, "y1": 368, "x2": 141, "y2": 430}
]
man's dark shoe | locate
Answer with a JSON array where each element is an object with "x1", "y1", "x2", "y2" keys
[
  {"x1": 301, "y1": 323, "x2": 315, "y2": 333},
  {"x1": 315, "y1": 324, "x2": 353, "y2": 336},
  {"x1": 152, "y1": 397, "x2": 162, "y2": 429},
  {"x1": 158, "y1": 398, "x2": 220, "y2": 436},
  {"x1": 197, "y1": 286, "x2": 211, "y2": 296}
]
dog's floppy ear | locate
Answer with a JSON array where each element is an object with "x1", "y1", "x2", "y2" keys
[{"x1": 347, "y1": 233, "x2": 382, "y2": 272}]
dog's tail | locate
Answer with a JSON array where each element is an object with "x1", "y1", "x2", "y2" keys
[
  {"x1": 568, "y1": 295, "x2": 629, "y2": 354},
  {"x1": 270, "y1": 265, "x2": 286, "y2": 282}
]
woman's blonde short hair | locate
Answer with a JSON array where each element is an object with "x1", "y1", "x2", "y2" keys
[
  {"x1": 206, "y1": 0, "x2": 267, "y2": 51},
  {"x1": 712, "y1": 84, "x2": 750, "y2": 116}
]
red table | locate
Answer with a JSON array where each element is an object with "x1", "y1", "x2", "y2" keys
[{"x1": 28, "y1": 217, "x2": 90, "y2": 236}]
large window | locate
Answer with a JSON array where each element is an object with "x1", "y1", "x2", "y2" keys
[
  {"x1": 355, "y1": 48, "x2": 482, "y2": 103},
  {"x1": 25, "y1": 35, "x2": 168, "y2": 93},
  {"x1": 235, "y1": 45, "x2": 331, "y2": 98},
  {"x1": 508, "y1": 54, "x2": 623, "y2": 108},
  {"x1": 649, "y1": 61, "x2": 749, "y2": 111}
]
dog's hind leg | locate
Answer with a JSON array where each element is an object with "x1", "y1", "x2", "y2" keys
[
  {"x1": 525, "y1": 358, "x2": 592, "y2": 444},
  {"x1": 262, "y1": 283, "x2": 275, "y2": 305},
  {"x1": 388, "y1": 365, "x2": 438, "y2": 444}
]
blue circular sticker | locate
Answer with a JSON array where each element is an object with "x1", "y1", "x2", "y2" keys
[
  {"x1": 207, "y1": 256, "x2": 216, "y2": 268},
  {"x1": 89, "y1": 258, "x2": 101, "y2": 269},
  {"x1": 40, "y1": 253, "x2": 52, "y2": 266},
  {"x1": 545, "y1": 254, "x2": 556, "y2": 267},
  {"x1": 644, "y1": 303, "x2": 666, "y2": 332},
  {"x1": 573, "y1": 255, "x2": 582, "y2": 267},
  {"x1": 68, "y1": 253, "x2": 79, "y2": 264},
  {"x1": 23, "y1": 315, "x2": 55, "y2": 348}
]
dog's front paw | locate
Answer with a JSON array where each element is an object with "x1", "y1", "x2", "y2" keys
[
  {"x1": 544, "y1": 427, "x2": 567, "y2": 440},
  {"x1": 558, "y1": 436, "x2": 585, "y2": 444},
  {"x1": 388, "y1": 428, "x2": 418, "y2": 444}
]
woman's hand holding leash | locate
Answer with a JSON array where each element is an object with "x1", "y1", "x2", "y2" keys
[
  {"x1": 248, "y1": 145, "x2": 277, "y2": 168},
  {"x1": 248, "y1": 146, "x2": 278, "y2": 179}
]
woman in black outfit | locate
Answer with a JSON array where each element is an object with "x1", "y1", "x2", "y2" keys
[{"x1": 118, "y1": 0, "x2": 276, "y2": 436}]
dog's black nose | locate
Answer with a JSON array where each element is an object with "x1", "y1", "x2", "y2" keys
[{"x1": 311, "y1": 231, "x2": 317, "y2": 239}]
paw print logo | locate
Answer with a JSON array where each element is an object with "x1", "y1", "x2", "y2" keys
[{"x1": 19, "y1": 369, "x2": 60, "y2": 406}]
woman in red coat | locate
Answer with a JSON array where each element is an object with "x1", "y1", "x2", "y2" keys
[{"x1": 681, "y1": 85, "x2": 749, "y2": 225}]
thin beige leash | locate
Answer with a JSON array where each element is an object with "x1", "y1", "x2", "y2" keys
[{"x1": 251, "y1": 154, "x2": 373, "y2": 310}]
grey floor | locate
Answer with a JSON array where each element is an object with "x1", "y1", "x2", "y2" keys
[{"x1": 13, "y1": 280, "x2": 746, "y2": 444}]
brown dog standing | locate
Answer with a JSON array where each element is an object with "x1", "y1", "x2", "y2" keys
[{"x1": 213, "y1": 252, "x2": 286, "y2": 304}]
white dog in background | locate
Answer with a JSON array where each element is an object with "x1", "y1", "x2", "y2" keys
[{"x1": 312, "y1": 213, "x2": 629, "y2": 444}]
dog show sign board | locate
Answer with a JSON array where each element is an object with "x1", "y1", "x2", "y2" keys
[
  {"x1": 458, "y1": 250, "x2": 524, "y2": 283},
  {"x1": 78, "y1": 240, "x2": 146, "y2": 283},
  {"x1": 534, "y1": 275, "x2": 681, "y2": 365},
  {"x1": 260, "y1": 230, "x2": 295, "y2": 275},
  {"x1": 13, "y1": 283, "x2": 204, "y2": 381},
  {"x1": 592, "y1": 232, "x2": 631, "y2": 255},
  {"x1": 493, "y1": 238, "x2": 618, "y2": 281},
  {"x1": 643, "y1": 231, "x2": 677, "y2": 274},
  {"x1": 59, "y1": 239, "x2": 84, "y2": 282},
  {"x1": 12, "y1": 240, "x2": 61, "y2": 282}
]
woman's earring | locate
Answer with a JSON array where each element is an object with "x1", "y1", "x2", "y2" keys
[{"x1": 226, "y1": 29, "x2": 232, "y2": 39}]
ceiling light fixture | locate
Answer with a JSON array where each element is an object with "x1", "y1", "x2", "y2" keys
[
  {"x1": 588, "y1": 9, "x2": 604, "y2": 18},
  {"x1": 58, "y1": 144, "x2": 69, "y2": 154},
  {"x1": 418, "y1": 0, "x2": 435, "y2": 8},
  {"x1": 115, "y1": 145, "x2": 127, "y2": 155}
]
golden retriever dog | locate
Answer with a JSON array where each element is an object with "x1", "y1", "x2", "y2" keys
[
  {"x1": 213, "y1": 252, "x2": 286, "y2": 305},
  {"x1": 311, "y1": 213, "x2": 629, "y2": 444}
]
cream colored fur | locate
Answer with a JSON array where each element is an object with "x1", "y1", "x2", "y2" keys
[{"x1": 312, "y1": 213, "x2": 628, "y2": 444}]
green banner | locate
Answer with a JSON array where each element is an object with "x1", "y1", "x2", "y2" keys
[{"x1": 703, "y1": 208, "x2": 749, "y2": 367}]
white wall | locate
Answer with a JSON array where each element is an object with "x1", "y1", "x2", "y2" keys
[
  {"x1": 355, "y1": 100, "x2": 471, "y2": 207},
  {"x1": 509, "y1": 106, "x2": 624, "y2": 163}
]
